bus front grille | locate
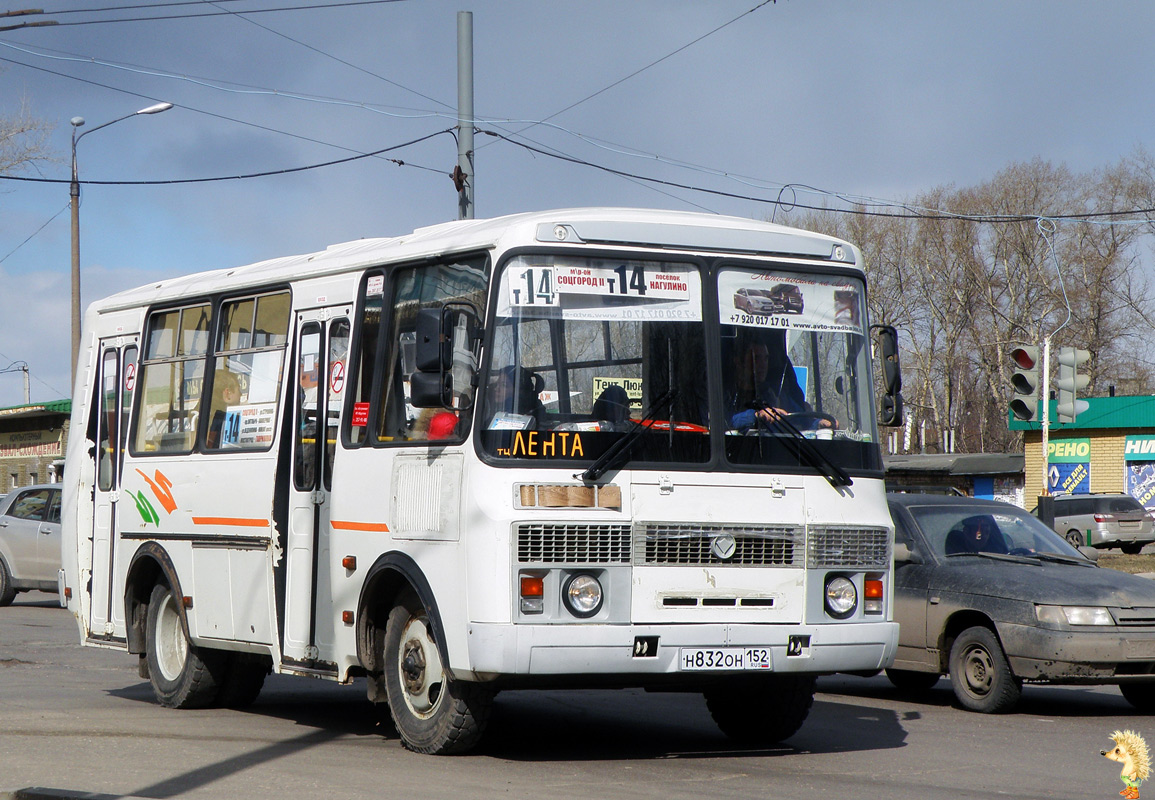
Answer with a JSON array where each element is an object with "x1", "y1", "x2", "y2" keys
[
  {"x1": 807, "y1": 526, "x2": 891, "y2": 569},
  {"x1": 635, "y1": 523, "x2": 803, "y2": 567},
  {"x1": 516, "y1": 523, "x2": 632, "y2": 564}
]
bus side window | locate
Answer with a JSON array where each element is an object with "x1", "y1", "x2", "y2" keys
[
  {"x1": 204, "y1": 291, "x2": 291, "y2": 452},
  {"x1": 133, "y1": 303, "x2": 212, "y2": 455}
]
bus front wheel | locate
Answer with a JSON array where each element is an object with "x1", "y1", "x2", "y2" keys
[
  {"x1": 145, "y1": 583, "x2": 225, "y2": 709},
  {"x1": 704, "y1": 674, "x2": 815, "y2": 743},
  {"x1": 382, "y1": 588, "x2": 493, "y2": 754}
]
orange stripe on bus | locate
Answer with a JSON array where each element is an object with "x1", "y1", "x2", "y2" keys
[
  {"x1": 191, "y1": 517, "x2": 270, "y2": 528},
  {"x1": 331, "y1": 520, "x2": 390, "y2": 532}
]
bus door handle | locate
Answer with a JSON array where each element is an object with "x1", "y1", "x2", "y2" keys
[{"x1": 311, "y1": 490, "x2": 327, "y2": 506}]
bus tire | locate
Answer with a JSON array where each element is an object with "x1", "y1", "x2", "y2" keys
[
  {"x1": 0, "y1": 558, "x2": 15, "y2": 607},
  {"x1": 704, "y1": 674, "x2": 815, "y2": 743},
  {"x1": 382, "y1": 588, "x2": 493, "y2": 754},
  {"x1": 145, "y1": 583, "x2": 225, "y2": 709},
  {"x1": 216, "y1": 653, "x2": 270, "y2": 709}
]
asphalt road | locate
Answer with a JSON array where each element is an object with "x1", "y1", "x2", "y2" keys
[{"x1": 1, "y1": 591, "x2": 1150, "y2": 800}]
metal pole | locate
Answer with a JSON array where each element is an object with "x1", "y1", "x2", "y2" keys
[
  {"x1": 70, "y1": 123, "x2": 82, "y2": 389},
  {"x1": 22, "y1": 364, "x2": 29, "y2": 405},
  {"x1": 1041, "y1": 335, "x2": 1051, "y2": 496},
  {"x1": 457, "y1": 10, "x2": 474, "y2": 220}
]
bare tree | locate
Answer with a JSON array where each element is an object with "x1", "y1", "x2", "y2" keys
[
  {"x1": 781, "y1": 152, "x2": 1155, "y2": 455},
  {"x1": 0, "y1": 93, "x2": 54, "y2": 177}
]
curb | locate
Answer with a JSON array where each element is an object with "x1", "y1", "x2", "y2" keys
[{"x1": 2, "y1": 789, "x2": 152, "y2": 800}]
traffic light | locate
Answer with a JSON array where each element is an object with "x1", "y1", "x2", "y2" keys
[
  {"x1": 1056, "y1": 346, "x2": 1090, "y2": 423},
  {"x1": 1009, "y1": 345, "x2": 1039, "y2": 421}
]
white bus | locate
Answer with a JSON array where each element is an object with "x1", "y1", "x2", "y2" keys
[{"x1": 62, "y1": 208, "x2": 903, "y2": 754}]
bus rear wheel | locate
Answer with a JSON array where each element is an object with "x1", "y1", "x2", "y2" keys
[
  {"x1": 145, "y1": 583, "x2": 225, "y2": 709},
  {"x1": 704, "y1": 674, "x2": 815, "y2": 743},
  {"x1": 382, "y1": 588, "x2": 493, "y2": 754}
]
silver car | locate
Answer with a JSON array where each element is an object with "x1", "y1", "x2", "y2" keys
[
  {"x1": 1043, "y1": 493, "x2": 1155, "y2": 553},
  {"x1": 0, "y1": 483, "x2": 62, "y2": 606}
]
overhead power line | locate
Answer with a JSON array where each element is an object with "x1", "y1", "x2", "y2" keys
[
  {"x1": 479, "y1": 129, "x2": 1155, "y2": 225},
  {"x1": 0, "y1": 128, "x2": 454, "y2": 186},
  {"x1": 15, "y1": 0, "x2": 407, "y2": 26}
]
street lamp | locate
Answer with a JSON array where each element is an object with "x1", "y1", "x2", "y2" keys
[{"x1": 70, "y1": 101, "x2": 173, "y2": 386}]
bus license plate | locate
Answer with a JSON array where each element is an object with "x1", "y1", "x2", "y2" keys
[{"x1": 679, "y1": 647, "x2": 771, "y2": 671}]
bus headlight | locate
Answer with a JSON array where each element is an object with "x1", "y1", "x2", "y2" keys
[
  {"x1": 562, "y1": 573, "x2": 603, "y2": 618},
  {"x1": 824, "y1": 575, "x2": 857, "y2": 619}
]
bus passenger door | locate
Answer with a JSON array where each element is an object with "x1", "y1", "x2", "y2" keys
[
  {"x1": 89, "y1": 340, "x2": 138, "y2": 637},
  {"x1": 283, "y1": 308, "x2": 350, "y2": 667}
]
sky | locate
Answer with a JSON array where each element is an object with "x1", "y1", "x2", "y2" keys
[{"x1": 1, "y1": 0, "x2": 1153, "y2": 408}]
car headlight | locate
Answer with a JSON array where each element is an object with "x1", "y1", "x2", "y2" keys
[
  {"x1": 562, "y1": 573, "x2": 603, "y2": 618},
  {"x1": 824, "y1": 575, "x2": 857, "y2": 619},
  {"x1": 1035, "y1": 604, "x2": 1114, "y2": 626}
]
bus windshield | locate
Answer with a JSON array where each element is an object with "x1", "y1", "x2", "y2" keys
[{"x1": 480, "y1": 255, "x2": 880, "y2": 473}]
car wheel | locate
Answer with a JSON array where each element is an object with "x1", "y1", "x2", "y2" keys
[
  {"x1": 885, "y1": 668, "x2": 941, "y2": 691},
  {"x1": 0, "y1": 558, "x2": 15, "y2": 607},
  {"x1": 1120, "y1": 683, "x2": 1155, "y2": 711},
  {"x1": 704, "y1": 675, "x2": 815, "y2": 743},
  {"x1": 382, "y1": 587, "x2": 493, "y2": 754},
  {"x1": 1121, "y1": 543, "x2": 1146, "y2": 555},
  {"x1": 1065, "y1": 529, "x2": 1085, "y2": 548},
  {"x1": 948, "y1": 626, "x2": 1021, "y2": 713},
  {"x1": 145, "y1": 583, "x2": 226, "y2": 709}
]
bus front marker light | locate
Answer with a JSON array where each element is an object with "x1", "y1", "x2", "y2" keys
[
  {"x1": 342, "y1": 555, "x2": 357, "y2": 571},
  {"x1": 563, "y1": 573, "x2": 603, "y2": 618},
  {"x1": 824, "y1": 575, "x2": 857, "y2": 619},
  {"x1": 520, "y1": 573, "x2": 544, "y2": 614}
]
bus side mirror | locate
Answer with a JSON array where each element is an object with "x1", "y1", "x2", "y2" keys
[
  {"x1": 873, "y1": 324, "x2": 904, "y2": 427},
  {"x1": 410, "y1": 370, "x2": 453, "y2": 408},
  {"x1": 411, "y1": 305, "x2": 482, "y2": 410},
  {"x1": 415, "y1": 307, "x2": 452, "y2": 372}
]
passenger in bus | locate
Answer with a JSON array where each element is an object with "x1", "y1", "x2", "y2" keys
[
  {"x1": 592, "y1": 384, "x2": 633, "y2": 431},
  {"x1": 207, "y1": 370, "x2": 242, "y2": 448},
  {"x1": 726, "y1": 333, "x2": 831, "y2": 431},
  {"x1": 486, "y1": 365, "x2": 544, "y2": 430}
]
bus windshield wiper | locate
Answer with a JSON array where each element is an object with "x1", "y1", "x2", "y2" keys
[
  {"x1": 578, "y1": 389, "x2": 678, "y2": 483},
  {"x1": 757, "y1": 413, "x2": 852, "y2": 488}
]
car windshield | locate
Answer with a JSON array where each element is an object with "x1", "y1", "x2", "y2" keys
[{"x1": 907, "y1": 504, "x2": 1086, "y2": 561}]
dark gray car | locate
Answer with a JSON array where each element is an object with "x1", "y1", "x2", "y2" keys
[{"x1": 887, "y1": 493, "x2": 1155, "y2": 713}]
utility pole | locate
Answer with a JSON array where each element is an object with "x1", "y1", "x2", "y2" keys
[{"x1": 456, "y1": 11, "x2": 474, "y2": 219}]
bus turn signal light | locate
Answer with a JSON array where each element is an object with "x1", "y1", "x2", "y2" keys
[
  {"x1": 342, "y1": 556, "x2": 357, "y2": 570},
  {"x1": 864, "y1": 577, "x2": 883, "y2": 614},
  {"x1": 520, "y1": 573, "x2": 544, "y2": 614}
]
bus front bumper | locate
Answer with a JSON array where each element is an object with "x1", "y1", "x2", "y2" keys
[{"x1": 463, "y1": 621, "x2": 898, "y2": 678}]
